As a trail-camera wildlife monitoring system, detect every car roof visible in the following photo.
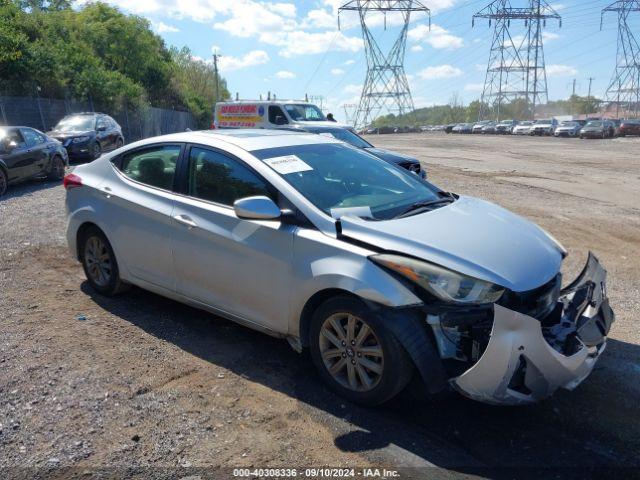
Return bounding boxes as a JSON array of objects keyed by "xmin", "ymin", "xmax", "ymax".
[{"xmin": 130, "ymin": 129, "xmax": 342, "ymax": 152}]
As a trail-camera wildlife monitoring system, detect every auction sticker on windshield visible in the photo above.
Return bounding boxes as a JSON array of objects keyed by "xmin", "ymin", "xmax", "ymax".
[{"xmin": 264, "ymin": 155, "xmax": 313, "ymax": 175}]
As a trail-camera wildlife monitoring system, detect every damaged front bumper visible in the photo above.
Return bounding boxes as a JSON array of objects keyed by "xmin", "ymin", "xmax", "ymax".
[{"xmin": 451, "ymin": 253, "xmax": 615, "ymax": 405}]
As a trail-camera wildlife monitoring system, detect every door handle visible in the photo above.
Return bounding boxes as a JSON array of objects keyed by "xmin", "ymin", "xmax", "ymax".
[
  {"xmin": 101, "ymin": 186, "xmax": 112, "ymax": 199},
  {"xmin": 173, "ymin": 214, "xmax": 198, "ymax": 229}
]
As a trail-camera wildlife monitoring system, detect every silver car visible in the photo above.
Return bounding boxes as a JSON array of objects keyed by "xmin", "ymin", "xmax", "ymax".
[{"xmin": 64, "ymin": 130, "xmax": 615, "ymax": 406}]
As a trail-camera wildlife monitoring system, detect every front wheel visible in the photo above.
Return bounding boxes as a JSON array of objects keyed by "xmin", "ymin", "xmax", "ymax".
[
  {"xmin": 80, "ymin": 227, "xmax": 128, "ymax": 296},
  {"xmin": 91, "ymin": 142, "xmax": 102, "ymax": 160},
  {"xmin": 309, "ymin": 296, "xmax": 413, "ymax": 406},
  {"xmin": 47, "ymin": 156, "xmax": 65, "ymax": 181}
]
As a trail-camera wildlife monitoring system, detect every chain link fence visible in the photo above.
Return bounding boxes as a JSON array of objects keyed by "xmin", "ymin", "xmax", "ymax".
[{"xmin": 0, "ymin": 96, "xmax": 197, "ymax": 143}]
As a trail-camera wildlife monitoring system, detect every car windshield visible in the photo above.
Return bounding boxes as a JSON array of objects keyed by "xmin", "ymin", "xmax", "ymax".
[
  {"xmin": 586, "ymin": 121, "xmax": 603, "ymax": 127},
  {"xmin": 55, "ymin": 115, "xmax": 95, "ymax": 131},
  {"xmin": 253, "ymin": 143, "xmax": 443, "ymax": 221},
  {"xmin": 519, "ymin": 122, "xmax": 533, "ymax": 126},
  {"xmin": 536, "ymin": 119, "xmax": 553, "ymax": 124},
  {"xmin": 283, "ymin": 104, "xmax": 326, "ymax": 122},
  {"xmin": 308, "ymin": 128, "xmax": 372, "ymax": 149},
  {"xmin": 561, "ymin": 122, "xmax": 578, "ymax": 126}
]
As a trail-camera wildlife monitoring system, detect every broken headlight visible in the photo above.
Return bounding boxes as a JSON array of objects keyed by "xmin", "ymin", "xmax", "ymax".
[{"xmin": 370, "ymin": 254, "xmax": 505, "ymax": 305}]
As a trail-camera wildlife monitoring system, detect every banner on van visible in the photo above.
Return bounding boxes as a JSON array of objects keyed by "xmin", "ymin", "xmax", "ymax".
[{"xmin": 217, "ymin": 104, "xmax": 264, "ymax": 128}]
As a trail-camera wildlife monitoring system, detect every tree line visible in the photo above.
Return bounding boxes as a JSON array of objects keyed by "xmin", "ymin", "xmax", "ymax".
[{"xmin": 0, "ymin": 0, "xmax": 230, "ymax": 128}]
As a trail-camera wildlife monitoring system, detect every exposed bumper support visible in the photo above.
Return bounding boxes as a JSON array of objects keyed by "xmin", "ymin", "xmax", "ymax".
[{"xmin": 452, "ymin": 253, "xmax": 614, "ymax": 405}]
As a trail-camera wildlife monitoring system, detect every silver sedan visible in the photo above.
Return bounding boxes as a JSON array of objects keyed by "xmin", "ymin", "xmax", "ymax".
[{"xmin": 64, "ymin": 130, "xmax": 614, "ymax": 406}]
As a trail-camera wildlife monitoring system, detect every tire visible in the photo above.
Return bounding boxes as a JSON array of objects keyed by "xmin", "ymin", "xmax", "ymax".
[
  {"xmin": 47, "ymin": 156, "xmax": 65, "ymax": 181},
  {"xmin": 309, "ymin": 296, "xmax": 414, "ymax": 406},
  {"xmin": 0, "ymin": 168, "xmax": 7, "ymax": 197},
  {"xmin": 79, "ymin": 226, "xmax": 128, "ymax": 296},
  {"xmin": 115, "ymin": 138, "xmax": 124, "ymax": 149},
  {"xmin": 91, "ymin": 142, "xmax": 102, "ymax": 160}
]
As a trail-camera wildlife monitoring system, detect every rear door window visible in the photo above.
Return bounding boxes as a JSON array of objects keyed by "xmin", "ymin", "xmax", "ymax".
[
  {"xmin": 20, "ymin": 128, "xmax": 41, "ymax": 147},
  {"xmin": 119, "ymin": 145, "xmax": 181, "ymax": 190}
]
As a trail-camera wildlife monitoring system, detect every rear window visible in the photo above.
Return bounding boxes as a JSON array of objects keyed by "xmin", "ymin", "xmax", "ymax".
[{"xmin": 118, "ymin": 145, "xmax": 181, "ymax": 190}]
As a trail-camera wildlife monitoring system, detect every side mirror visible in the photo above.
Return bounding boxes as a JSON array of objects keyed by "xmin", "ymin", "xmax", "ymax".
[
  {"xmin": 97, "ymin": 125, "xmax": 107, "ymax": 132},
  {"xmin": 274, "ymin": 115, "xmax": 287, "ymax": 126},
  {"xmin": 234, "ymin": 196, "xmax": 281, "ymax": 221}
]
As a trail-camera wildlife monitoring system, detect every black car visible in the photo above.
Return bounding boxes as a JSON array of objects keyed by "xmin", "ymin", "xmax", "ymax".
[
  {"xmin": 0, "ymin": 126, "xmax": 69, "ymax": 196},
  {"xmin": 293, "ymin": 125, "xmax": 427, "ymax": 179},
  {"xmin": 580, "ymin": 120, "xmax": 616, "ymax": 139},
  {"xmin": 48, "ymin": 113, "xmax": 124, "ymax": 161}
]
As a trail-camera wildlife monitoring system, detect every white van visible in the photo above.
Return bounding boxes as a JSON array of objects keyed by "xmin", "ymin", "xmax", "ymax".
[{"xmin": 214, "ymin": 100, "xmax": 348, "ymax": 129}]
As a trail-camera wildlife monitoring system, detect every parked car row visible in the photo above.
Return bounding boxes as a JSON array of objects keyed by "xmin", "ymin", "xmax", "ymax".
[
  {"xmin": 441, "ymin": 118, "xmax": 639, "ymax": 139},
  {"xmin": 0, "ymin": 112, "xmax": 125, "ymax": 197}
]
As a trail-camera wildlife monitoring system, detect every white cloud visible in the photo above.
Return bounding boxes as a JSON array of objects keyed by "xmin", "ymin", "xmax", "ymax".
[
  {"xmin": 408, "ymin": 24, "xmax": 464, "ymax": 50},
  {"xmin": 344, "ymin": 59, "xmax": 356, "ymax": 66},
  {"xmin": 266, "ymin": 2, "xmax": 296, "ymax": 18},
  {"xmin": 343, "ymin": 84, "xmax": 363, "ymax": 95},
  {"xmin": 218, "ymin": 50, "xmax": 270, "ymax": 72},
  {"xmin": 543, "ymin": 31, "xmax": 561, "ymax": 41},
  {"xmin": 331, "ymin": 68, "xmax": 345, "ymax": 75},
  {"xmin": 154, "ymin": 21, "xmax": 179, "ymax": 33},
  {"xmin": 464, "ymin": 83, "xmax": 485, "ymax": 92},
  {"xmin": 259, "ymin": 30, "xmax": 362, "ymax": 58},
  {"xmin": 275, "ymin": 70, "xmax": 296, "ymax": 79},
  {"xmin": 302, "ymin": 8, "xmax": 336, "ymax": 29},
  {"xmin": 418, "ymin": 65, "xmax": 463, "ymax": 80},
  {"xmin": 546, "ymin": 64, "xmax": 578, "ymax": 77},
  {"xmin": 411, "ymin": 45, "xmax": 424, "ymax": 52}
]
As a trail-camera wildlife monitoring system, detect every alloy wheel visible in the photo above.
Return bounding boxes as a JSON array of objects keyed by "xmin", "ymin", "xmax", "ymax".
[
  {"xmin": 52, "ymin": 157, "xmax": 65, "ymax": 179},
  {"xmin": 319, "ymin": 313, "xmax": 384, "ymax": 392},
  {"xmin": 84, "ymin": 236, "xmax": 112, "ymax": 287},
  {"xmin": 93, "ymin": 143, "xmax": 101, "ymax": 159}
]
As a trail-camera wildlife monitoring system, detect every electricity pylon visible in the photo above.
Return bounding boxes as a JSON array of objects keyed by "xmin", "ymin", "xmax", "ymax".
[
  {"xmin": 339, "ymin": 1, "xmax": 430, "ymax": 129},
  {"xmin": 473, "ymin": 0, "xmax": 561, "ymax": 120},
  {"xmin": 602, "ymin": 1, "xmax": 640, "ymax": 118}
]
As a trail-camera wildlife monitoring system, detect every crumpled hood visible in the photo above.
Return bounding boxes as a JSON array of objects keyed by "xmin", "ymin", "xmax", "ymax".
[
  {"xmin": 340, "ymin": 196, "xmax": 563, "ymax": 293},
  {"xmin": 364, "ymin": 147, "xmax": 417, "ymax": 164}
]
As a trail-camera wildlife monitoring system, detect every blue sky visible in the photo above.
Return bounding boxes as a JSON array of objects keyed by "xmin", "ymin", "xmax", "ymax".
[{"xmin": 94, "ymin": 0, "xmax": 625, "ymax": 122}]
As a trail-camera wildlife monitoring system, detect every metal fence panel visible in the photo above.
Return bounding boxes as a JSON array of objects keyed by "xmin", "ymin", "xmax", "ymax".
[{"xmin": 0, "ymin": 95, "xmax": 197, "ymax": 144}]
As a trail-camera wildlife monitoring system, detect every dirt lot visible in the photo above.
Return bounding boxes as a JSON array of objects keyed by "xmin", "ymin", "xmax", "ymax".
[{"xmin": 1, "ymin": 133, "xmax": 639, "ymax": 478}]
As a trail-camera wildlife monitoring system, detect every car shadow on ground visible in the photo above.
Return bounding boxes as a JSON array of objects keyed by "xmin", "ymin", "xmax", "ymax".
[
  {"xmin": 81, "ymin": 283, "xmax": 640, "ymax": 474},
  {"xmin": 0, "ymin": 179, "xmax": 61, "ymax": 201}
]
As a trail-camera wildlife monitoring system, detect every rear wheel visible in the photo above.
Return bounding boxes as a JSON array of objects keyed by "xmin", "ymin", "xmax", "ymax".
[
  {"xmin": 80, "ymin": 227, "xmax": 127, "ymax": 296},
  {"xmin": 0, "ymin": 169, "xmax": 7, "ymax": 197},
  {"xmin": 309, "ymin": 296, "xmax": 413, "ymax": 406},
  {"xmin": 47, "ymin": 156, "xmax": 65, "ymax": 181},
  {"xmin": 115, "ymin": 138, "xmax": 124, "ymax": 149}
]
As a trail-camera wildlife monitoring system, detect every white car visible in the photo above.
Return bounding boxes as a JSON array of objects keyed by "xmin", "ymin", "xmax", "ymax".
[
  {"xmin": 64, "ymin": 130, "xmax": 614, "ymax": 406},
  {"xmin": 512, "ymin": 121, "xmax": 534, "ymax": 135}
]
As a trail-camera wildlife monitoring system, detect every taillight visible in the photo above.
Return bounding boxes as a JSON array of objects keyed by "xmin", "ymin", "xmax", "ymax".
[{"xmin": 63, "ymin": 173, "xmax": 83, "ymax": 190}]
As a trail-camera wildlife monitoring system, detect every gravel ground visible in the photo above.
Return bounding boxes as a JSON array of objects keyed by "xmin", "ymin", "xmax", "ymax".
[{"xmin": 1, "ymin": 133, "xmax": 639, "ymax": 478}]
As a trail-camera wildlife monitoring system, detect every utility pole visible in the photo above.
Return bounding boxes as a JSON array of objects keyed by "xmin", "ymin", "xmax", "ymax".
[
  {"xmin": 338, "ymin": 1, "xmax": 430, "ymax": 130},
  {"xmin": 473, "ymin": 0, "xmax": 561, "ymax": 121},
  {"xmin": 602, "ymin": 1, "xmax": 640, "ymax": 118},
  {"xmin": 212, "ymin": 51, "xmax": 222, "ymax": 128},
  {"xmin": 212, "ymin": 52, "xmax": 221, "ymax": 103},
  {"xmin": 572, "ymin": 78, "xmax": 577, "ymax": 96},
  {"xmin": 587, "ymin": 77, "xmax": 595, "ymax": 98}
]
